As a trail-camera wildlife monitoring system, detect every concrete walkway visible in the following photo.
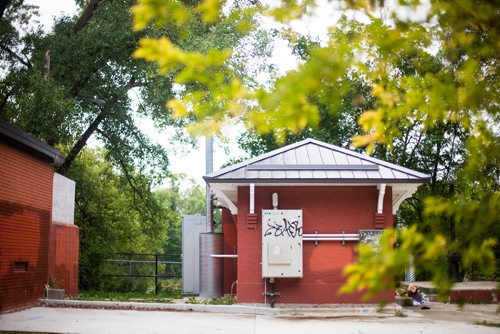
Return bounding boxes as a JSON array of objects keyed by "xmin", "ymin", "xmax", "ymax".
[
  {"xmin": 1, "ymin": 304, "xmax": 499, "ymax": 334},
  {"xmin": 37, "ymin": 299, "xmax": 398, "ymax": 317}
]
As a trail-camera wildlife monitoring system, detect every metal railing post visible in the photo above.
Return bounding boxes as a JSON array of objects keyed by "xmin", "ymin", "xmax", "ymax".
[
  {"xmin": 129, "ymin": 259, "xmax": 132, "ymax": 290},
  {"xmin": 155, "ymin": 254, "xmax": 158, "ymax": 294}
]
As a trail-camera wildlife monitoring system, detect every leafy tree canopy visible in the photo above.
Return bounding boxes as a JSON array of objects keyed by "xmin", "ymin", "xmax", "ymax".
[
  {"xmin": 133, "ymin": 0, "xmax": 499, "ymax": 298},
  {"xmin": 0, "ymin": 0, "xmax": 270, "ymax": 289},
  {"xmin": 0, "ymin": 0, "xmax": 265, "ymax": 178},
  {"xmin": 69, "ymin": 148, "xmax": 170, "ymax": 289}
]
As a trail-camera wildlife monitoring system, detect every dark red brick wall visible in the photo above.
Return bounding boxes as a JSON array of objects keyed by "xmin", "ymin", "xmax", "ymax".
[
  {"xmin": 48, "ymin": 223, "xmax": 79, "ymax": 296},
  {"xmin": 236, "ymin": 185, "xmax": 394, "ymax": 304},
  {"xmin": 449, "ymin": 289, "xmax": 499, "ymax": 304},
  {"xmin": 221, "ymin": 209, "xmax": 237, "ymax": 294},
  {"xmin": 0, "ymin": 142, "xmax": 53, "ymax": 312}
]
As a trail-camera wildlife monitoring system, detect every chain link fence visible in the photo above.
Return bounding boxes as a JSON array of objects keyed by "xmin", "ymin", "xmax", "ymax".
[{"xmin": 101, "ymin": 253, "xmax": 182, "ymax": 294}]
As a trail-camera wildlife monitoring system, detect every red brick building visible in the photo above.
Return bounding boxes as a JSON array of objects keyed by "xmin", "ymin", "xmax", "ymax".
[
  {"xmin": 0, "ymin": 121, "xmax": 79, "ymax": 312},
  {"xmin": 205, "ymin": 139, "xmax": 429, "ymax": 306}
]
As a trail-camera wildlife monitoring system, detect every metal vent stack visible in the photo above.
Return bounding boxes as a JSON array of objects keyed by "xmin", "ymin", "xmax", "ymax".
[
  {"xmin": 199, "ymin": 137, "xmax": 223, "ymax": 298},
  {"xmin": 199, "ymin": 232, "xmax": 223, "ymax": 298}
]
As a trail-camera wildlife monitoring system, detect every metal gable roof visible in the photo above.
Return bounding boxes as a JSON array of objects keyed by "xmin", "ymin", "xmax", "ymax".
[{"xmin": 204, "ymin": 138, "xmax": 430, "ymax": 184}]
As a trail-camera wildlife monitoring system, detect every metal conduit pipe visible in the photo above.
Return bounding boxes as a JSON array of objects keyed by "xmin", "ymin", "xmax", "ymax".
[
  {"xmin": 269, "ymin": 277, "xmax": 276, "ymax": 308},
  {"xmin": 303, "ymin": 236, "xmax": 359, "ymax": 246},
  {"xmin": 263, "ymin": 278, "xmax": 266, "ymax": 306},
  {"xmin": 230, "ymin": 280, "xmax": 238, "ymax": 295},
  {"xmin": 303, "ymin": 237, "xmax": 359, "ymax": 241},
  {"xmin": 304, "ymin": 234, "xmax": 358, "ymax": 237}
]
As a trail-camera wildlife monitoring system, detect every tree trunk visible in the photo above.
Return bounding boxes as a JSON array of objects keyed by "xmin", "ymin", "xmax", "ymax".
[
  {"xmin": 431, "ymin": 139, "xmax": 442, "ymax": 192},
  {"xmin": 448, "ymin": 252, "xmax": 461, "ymax": 282},
  {"xmin": 72, "ymin": 0, "xmax": 106, "ymax": 34},
  {"xmin": 0, "ymin": 45, "xmax": 31, "ymax": 68},
  {"xmin": 0, "ymin": 0, "xmax": 11, "ymax": 22},
  {"xmin": 43, "ymin": 49, "xmax": 50, "ymax": 80},
  {"xmin": 58, "ymin": 107, "xmax": 107, "ymax": 175},
  {"xmin": 448, "ymin": 219, "xmax": 461, "ymax": 281}
]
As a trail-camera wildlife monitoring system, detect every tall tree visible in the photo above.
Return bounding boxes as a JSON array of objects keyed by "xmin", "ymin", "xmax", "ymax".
[
  {"xmin": 132, "ymin": 0, "xmax": 499, "ymax": 298},
  {"xmin": 238, "ymin": 42, "xmax": 471, "ymax": 281},
  {"xmin": 0, "ymin": 0, "xmax": 262, "ymax": 178},
  {"xmin": 155, "ymin": 177, "xmax": 206, "ymax": 255},
  {"xmin": 236, "ymin": 34, "xmax": 370, "ymax": 157},
  {"xmin": 0, "ymin": 0, "xmax": 268, "ymax": 289},
  {"xmin": 69, "ymin": 148, "xmax": 169, "ymax": 289}
]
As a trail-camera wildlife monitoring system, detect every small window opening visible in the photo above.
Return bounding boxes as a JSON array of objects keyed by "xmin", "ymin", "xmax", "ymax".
[{"xmin": 14, "ymin": 261, "xmax": 29, "ymax": 272}]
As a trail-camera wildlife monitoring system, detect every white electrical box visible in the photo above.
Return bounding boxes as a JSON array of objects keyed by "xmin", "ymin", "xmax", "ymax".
[{"xmin": 262, "ymin": 210, "xmax": 303, "ymax": 278}]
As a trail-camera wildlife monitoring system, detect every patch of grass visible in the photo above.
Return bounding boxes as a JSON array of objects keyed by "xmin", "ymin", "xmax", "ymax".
[
  {"xmin": 68, "ymin": 289, "xmax": 179, "ymax": 303},
  {"xmin": 376, "ymin": 301, "xmax": 387, "ymax": 312},
  {"xmin": 394, "ymin": 309, "xmax": 407, "ymax": 317},
  {"xmin": 158, "ymin": 278, "xmax": 182, "ymax": 293},
  {"xmin": 185, "ymin": 295, "xmax": 236, "ymax": 305},
  {"xmin": 186, "ymin": 296, "xmax": 200, "ymax": 304},
  {"xmin": 475, "ymin": 321, "xmax": 500, "ymax": 328},
  {"xmin": 69, "ymin": 278, "xmax": 182, "ymax": 302},
  {"xmin": 206, "ymin": 295, "xmax": 236, "ymax": 305}
]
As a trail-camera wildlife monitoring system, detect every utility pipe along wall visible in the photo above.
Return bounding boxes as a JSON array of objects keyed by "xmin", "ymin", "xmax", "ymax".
[{"xmin": 199, "ymin": 233, "xmax": 223, "ymax": 298}]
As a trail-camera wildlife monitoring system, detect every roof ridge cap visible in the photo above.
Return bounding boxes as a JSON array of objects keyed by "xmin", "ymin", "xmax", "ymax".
[
  {"xmin": 207, "ymin": 138, "xmax": 312, "ymax": 178},
  {"xmin": 309, "ymin": 140, "xmax": 429, "ymax": 179}
]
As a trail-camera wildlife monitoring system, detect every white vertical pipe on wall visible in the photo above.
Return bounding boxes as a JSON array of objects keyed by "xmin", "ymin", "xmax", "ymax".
[{"xmin": 249, "ymin": 183, "xmax": 255, "ymax": 214}]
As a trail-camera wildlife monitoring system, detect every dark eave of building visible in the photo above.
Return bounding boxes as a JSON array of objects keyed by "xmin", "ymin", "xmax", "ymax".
[{"xmin": 0, "ymin": 121, "xmax": 65, "ymax": 165}]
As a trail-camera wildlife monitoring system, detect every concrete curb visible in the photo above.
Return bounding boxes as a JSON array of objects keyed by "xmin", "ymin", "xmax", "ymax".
[{"xmin": 38, "ymin": 299, "xmax": 400, "ymax": 318}]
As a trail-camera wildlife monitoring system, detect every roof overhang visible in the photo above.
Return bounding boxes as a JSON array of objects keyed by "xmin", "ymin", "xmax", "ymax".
[
  {"xmin": 205, "ymin": 138, "xmax": 429, "ymax": 216},
  {"xmin": 0, "ymin": 121, "xmax": 65, "ymax": 165},
  {"xmin": 209, "ymin": 181, "xmax": 422, "ymax": 216}
]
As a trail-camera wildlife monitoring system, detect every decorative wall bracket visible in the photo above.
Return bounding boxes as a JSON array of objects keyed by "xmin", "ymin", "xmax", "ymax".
[
  {"xmin": 246, "ymin": 213, "xmax": 258, "ymax": 229},
  {"xmin": 374, "ymin": 213, "xmax": 386, "ymax": 229}
]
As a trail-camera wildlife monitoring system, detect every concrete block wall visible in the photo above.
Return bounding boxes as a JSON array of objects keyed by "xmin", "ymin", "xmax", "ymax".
[
  {"xmin": 52, "ymin": 173, "xmax": 75, "ymax": 225},
  {"xmin": 49, "ymin": 173, "xmax": 78, "ymax": 296}
]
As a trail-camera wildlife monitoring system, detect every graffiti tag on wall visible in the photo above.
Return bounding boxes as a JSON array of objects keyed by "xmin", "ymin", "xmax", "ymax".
[{"xmin": 264, "ymin": 218, "xmax": 303, "ymax": 238}]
